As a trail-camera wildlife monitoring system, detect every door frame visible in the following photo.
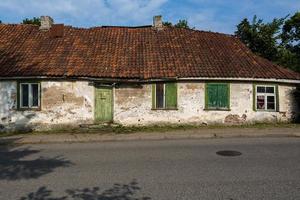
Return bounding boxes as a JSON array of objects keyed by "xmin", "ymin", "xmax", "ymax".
[{"xmin": 94, "ymin": 84, "xmax": 114, "ymax": 123}]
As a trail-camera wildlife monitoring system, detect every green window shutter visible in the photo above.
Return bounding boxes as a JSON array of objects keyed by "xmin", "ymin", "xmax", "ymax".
[
  {"xmin": 206, "ymin": 83, "xmax": 229, "ymax": 109},
  {"xmin": 207, "ymin": 84, "xmax": 218, "ymax": 109},
  {"xmin": 165, "ymin": 82, "xmax": 177, "ymax": 109},
  {"xmin": 152, "ymin": 84, "xmax": 156, "ymax": 109},
  {"xmin": 218, "ymin": 84, "xmax": 229, "ymax": 108}
]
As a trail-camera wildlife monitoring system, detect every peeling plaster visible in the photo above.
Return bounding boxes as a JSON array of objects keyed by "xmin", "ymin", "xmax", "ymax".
[
  {"xmin": 114, "ymin": 82, "xmax": 299, "ymax": 125},
  {"xmin": 0, "ymin": 81, "xmax": 94, "ymax": 132},
  {"xmin": 0, "ymin": 81, "xmax": 299, "ymax": 132}
]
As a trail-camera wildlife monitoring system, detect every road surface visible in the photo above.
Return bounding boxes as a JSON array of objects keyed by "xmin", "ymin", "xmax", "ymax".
[{"xmin": 0, "ymin": 137, "xmax": 299, "ymax": 199}]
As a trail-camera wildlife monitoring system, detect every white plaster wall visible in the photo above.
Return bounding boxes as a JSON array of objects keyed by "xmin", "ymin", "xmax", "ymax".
[
  {"xmin": 114, "ymin": 82, "xmax": 299, "ymax": 125},
  {"xmin": 1, "ymin": 81, "xmax": 298, "ymax": 131},
  {"xmin": 0, "ymin": 81, "xmax": 17, "ymax": 125},
  {"xmin": 278, "ymin": 85, "xmax": 299, "ymax": 121},
  {"xmin": 0, "ymin": 81, "xmax": 94, "ymax": 131}
]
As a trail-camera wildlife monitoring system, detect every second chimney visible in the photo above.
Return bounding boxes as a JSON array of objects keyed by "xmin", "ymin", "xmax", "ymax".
[
  {"xmin": 153, "ymin": 15, "xmax": 163, "ymax": 30},
  {"xmin": 40, "ymin": 16, "xmax": 54, "ymax": 30}
]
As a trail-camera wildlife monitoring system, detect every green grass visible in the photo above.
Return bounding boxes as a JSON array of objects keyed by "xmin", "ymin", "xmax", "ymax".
[
  {"xmin": 34, "ymin": 124, "xmax": 202, "ymax": 135},
  {"xmin": 1, "ymin": 122, "xmax": 300, "ymax": 138}
]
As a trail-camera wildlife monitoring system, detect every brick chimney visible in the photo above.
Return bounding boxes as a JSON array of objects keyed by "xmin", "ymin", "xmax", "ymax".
[
  {"xmin": 39, "ymin": 16, "xmax": 54, "ymax": 30},
  {"xmin": 153, "ymin": 15, "xmax": 163, "ymax": 30}
]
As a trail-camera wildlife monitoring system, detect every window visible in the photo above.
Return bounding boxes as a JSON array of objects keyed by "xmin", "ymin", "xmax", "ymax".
[
  {"xmin": 205, "ymin": 83, "xmax": 230, "ymax": 110},
  {"xmin": 19, "ymin": 83, "xmax": 41, "ymax": 109},
  {"xmin": 152, "ymin": 83, "xmax": 177, "ymax": 109},
  {"xmin": 255, "ymin": 85, "xmax": 277, "ymax": 111}
]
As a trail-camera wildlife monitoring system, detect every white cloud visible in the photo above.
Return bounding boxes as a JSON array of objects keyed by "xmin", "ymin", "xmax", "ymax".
[
  {"xmin": 0, "ymin": 0, "xmax": 298, "ymax": 33},
  {"xmin": 0, "ymin": 0, "xmax": 167, "ymax": 26},
  {"xmin": 185, "ymin": 10, "xmax": 233, "ymax": 33},
  {"xmin": 103, "ymin": 0, "xmax": 168, "ymax": 24}
]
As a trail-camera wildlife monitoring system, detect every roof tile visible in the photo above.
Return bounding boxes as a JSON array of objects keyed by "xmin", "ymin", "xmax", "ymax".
[{"xmin": 0, "ymin": 24, "xmax": 299, "ymax": 80}]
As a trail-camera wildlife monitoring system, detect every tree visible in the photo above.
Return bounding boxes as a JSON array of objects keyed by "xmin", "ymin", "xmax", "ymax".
[
  {"xmin": 174, "ymin": 20, "xmax": 190, "ymax": 29},
  {"xmin": 282, "ymin": 12, "xmax": 300, "ymax": 45},
  {"xmin": 235, "ymin": 15, "xmax": 285, "ymax": 61},
  {"xmin": 281, "ymin": 12, "xmax": 300, "ymax": 72},
  {"xmin": 22, "ymin": 17, "xmax": 41, "ymax": 26},
  {"xmin": 235, "ymin": 13, "xmax": 300, "ymax": 72},
  {"xmin": 162, "ymin": 21, "xmax": 172, "ymax": 27},
  {"xmin": 163, "ymin": 19, "xmax": 193, "ymax": 29}
]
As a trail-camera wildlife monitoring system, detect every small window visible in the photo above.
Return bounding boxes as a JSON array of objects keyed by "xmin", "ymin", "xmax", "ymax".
[
  {"xmin": 156, "ymin": 83, "xmax": 165, "ymax": 109},
  {"xmin": 152, "ymin": 83, "xmax": 177, "ymax": 109},
  {"xmin": 206, "ymin": 83, "xmax": 230, "ymax": 110},
  {"xmin": 19, "ymin": 83, "xmax": 41, "ymax": 109},
  {"xmin": 255, "ymin": 85, "xmax": 277, "ymax": 111}
]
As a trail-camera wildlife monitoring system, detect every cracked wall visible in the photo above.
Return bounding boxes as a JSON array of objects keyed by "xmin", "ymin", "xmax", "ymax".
[
  {"xmin": 0, "ymin": 81, "xmax": 94, "ymax": 132},
  {"xmin": 114, "ymin": 82, "xmax": 299, "ymax": 125},
  {"xmin": 0, "ymin": 81, "xmax": 299, "ymax": 131}
]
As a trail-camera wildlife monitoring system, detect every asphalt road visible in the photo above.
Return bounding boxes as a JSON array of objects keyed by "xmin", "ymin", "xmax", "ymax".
[{"xmin": 0, "ymin": 137, "xmax": 299, "ymax": 200}]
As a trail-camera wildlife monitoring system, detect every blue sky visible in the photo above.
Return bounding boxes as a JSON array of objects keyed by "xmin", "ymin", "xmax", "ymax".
[{"xmin": 0, "ymin": 0, "xmax": 299, "ymax": 34}]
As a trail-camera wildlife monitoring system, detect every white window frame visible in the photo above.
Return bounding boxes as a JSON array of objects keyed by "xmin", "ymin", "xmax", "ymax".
[
  {"xmin": 255, "ymin": 85, "xmax": 276, "ymax": 111},
  {"xmin": 20, "ymin": 83, "xmax": 40, "ymax": 109}
]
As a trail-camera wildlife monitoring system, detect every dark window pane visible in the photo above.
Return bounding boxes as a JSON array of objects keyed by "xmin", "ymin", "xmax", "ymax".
[
  {"xmin": 21, "ymin": 84, "xmax": 29, "ymax": 107},
  {"xmin": 257, "ymin": 95, "xmax": 265, "ymax": 109},
  {"xmin": 267, "ymin": 96, "xmax": 275, "ymax": 110},
  {"xmin": 156, "ymin": 83, "xmax": 164, "ymax": 108},
  {"xmin": 266, "ymin": 87, "xmax": 275, "ymax": 94},
  {"xmin": 31, "ymin": 84, "xmax": 39, "ymax": 107},
  {"xmin": 257, "ymin": 86, "xmax": 265, "ymax": 93}
]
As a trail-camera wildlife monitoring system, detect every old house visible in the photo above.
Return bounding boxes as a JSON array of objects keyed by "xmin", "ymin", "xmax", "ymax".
[{"xmin": 0, "ymin": 16, "xmax": 300, "ymax": 132}]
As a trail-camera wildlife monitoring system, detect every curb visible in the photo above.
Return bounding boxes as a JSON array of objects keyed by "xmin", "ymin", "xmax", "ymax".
[{"xmin": 1, "ymin": 129, "xmax": 300, "ymax": 145}]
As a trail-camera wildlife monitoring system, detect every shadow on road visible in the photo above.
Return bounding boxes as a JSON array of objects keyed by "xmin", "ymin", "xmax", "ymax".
[
  {"xmin": 0, "ymin": 139, "xmax": 72, "ymax": 180},
  {"xmin": 20, "ymin": 180, "xmax": 151, "ymax": 200}
]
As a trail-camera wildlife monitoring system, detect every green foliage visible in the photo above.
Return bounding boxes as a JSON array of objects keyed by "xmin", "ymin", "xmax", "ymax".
[
  {"xmin": 235, "ymin": 12, "xmax": 300, "ymax": 72},
  {"xmin": 281, "ymin": 12, "xmax": 300, "ymax": 72},
  {"xmin": 162, "ymin": 21, "xmax": 172, "ymax": 27},
  {"xmin": 174, "ymin": 19, "xmax": 190, "ymax": 29},
  {"xmin": 235, "ymin": 15, "xmax": 285, "ymax": 61},
  {"xmin": 163, "ymin": 19, "xmax": 193, "ymax": 29},
  {"xmin": 282, "ymin": 12, "xmax": 300, "ymax": 44},
  {"xmin": 22, "ymin": 17, "xmax": 41, "ymax": 26}
]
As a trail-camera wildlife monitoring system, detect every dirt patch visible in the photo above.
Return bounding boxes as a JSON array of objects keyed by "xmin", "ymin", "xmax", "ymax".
[
  {"xmin": 225, "ymin": 114, "xmax": 247, "ymax": 124},
  {"xmin": 185, "ymin": 83, "xmax": 200, "ymax": 90}
]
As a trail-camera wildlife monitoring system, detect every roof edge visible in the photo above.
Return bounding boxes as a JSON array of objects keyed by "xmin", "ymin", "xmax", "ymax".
[
  {"xmin": 178, "ymin": 77, "xmax": 300, "ymax": 84},
  {"xmin": 0, "ymin": 76, "xmax": 300, "ymax": 84}
]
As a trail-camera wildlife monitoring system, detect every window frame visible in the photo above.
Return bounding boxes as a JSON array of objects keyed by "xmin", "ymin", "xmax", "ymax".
[
  {"xmin": 254, "ymin": 84, "xmax": 278, "ymax": 112},
  {"xmin": 205, "ymin": 83, "xmax": 230, "ymax": 111},
  {"xmin": 152, "ymin": 82, "xmax": 178, "ymax": 110},
  {"xmin": 18, "ymin": 81, "xmax": 41, "ymax": 110}
]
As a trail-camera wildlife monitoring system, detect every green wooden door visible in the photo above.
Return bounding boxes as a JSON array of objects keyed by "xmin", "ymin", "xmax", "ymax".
[{"xmin": 95, "ymin": 87, "xmax": 113, "ymax": 122}]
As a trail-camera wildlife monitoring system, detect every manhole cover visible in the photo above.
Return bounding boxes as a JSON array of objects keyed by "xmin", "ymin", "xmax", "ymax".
[{"xmin": 216, "ymin": 150, "xmax": 242, "ymax": 157}]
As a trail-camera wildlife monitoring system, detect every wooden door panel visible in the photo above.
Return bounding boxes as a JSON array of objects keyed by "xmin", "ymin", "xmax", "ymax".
[{"xmin": 95, "ymin": 87, "xmax": 113, "ymax": 122}]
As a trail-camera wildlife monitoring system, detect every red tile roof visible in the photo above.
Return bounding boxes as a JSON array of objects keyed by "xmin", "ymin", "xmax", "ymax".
[{"xmin": 0, "ymin": 24, "xmax": 299, "ymax": 80}]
